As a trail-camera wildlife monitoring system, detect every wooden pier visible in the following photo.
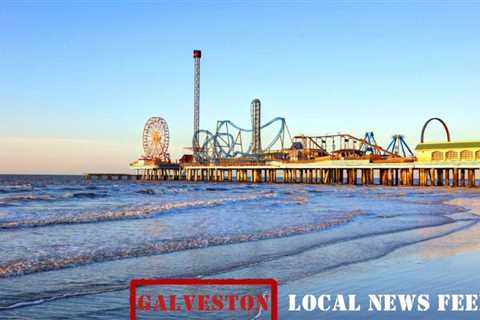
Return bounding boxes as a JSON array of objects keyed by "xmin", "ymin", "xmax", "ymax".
[
  {"xmin": 181, "ymin": 161, "xmax": 480, "ymax": 187},
  {"xmin": 89, "ymin": 161, "xmax": 480, "ymax": 187},
  {"xmin": 87, "ymin": 163, "xmax": 182, "ymax": 181},
  {"xmin": 85, "ymin": 173, "xmax": 141, "ymax": 181}
]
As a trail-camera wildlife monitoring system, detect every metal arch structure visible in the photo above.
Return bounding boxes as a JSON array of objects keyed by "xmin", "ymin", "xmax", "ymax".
[
  {"xmin": 386, "ymin": 134, "xmax": 414, "ymax": 157},
  {"xmin": 142, "ymin": 117, "xmax": 170, "ymax": 162},
  {"xmin": 420, "ymin": 117, "xmax": 451, "ymax": 143},
  {"xmin": 193, "ymin": 117, "xmax": 292, "ymax": 163}
]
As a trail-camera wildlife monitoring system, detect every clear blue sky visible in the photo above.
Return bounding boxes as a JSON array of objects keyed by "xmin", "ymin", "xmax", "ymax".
[{"xmin": 1, "ymin": 1, "xmax": 479, "ymax": 173}]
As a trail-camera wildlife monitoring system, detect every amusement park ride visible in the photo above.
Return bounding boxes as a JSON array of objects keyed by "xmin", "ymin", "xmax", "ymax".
[
  {"xmin": 131, "ymin": 49, "xmax": 417, "ymax": 168},
  {"xmin": 142, "ymin": 117, "xmax": 170, "ymax": 162},
  {"xmin": 188, "ymin": 50, "xmax": 416, "ymax": 164},
  {"xmin": 192, "ymin": 100, "xmax": 292, "ymax": 163},
  {"xmin": 129, "ymin": 116, "xmax": 173, "ymax": 169},
  {"xmin": 120, "ymin": 50, "xmax": 479, "ymax": 188}
]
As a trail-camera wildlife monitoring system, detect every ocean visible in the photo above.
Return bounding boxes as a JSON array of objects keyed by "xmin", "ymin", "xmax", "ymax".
[{"xmin": 0, "ymin": 175, "xmax": 479, "ymax": 319}]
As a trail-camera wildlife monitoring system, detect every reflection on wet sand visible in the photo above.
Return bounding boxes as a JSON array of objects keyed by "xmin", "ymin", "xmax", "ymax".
[
  {"xmin": 447, "ymin": 197, "xmax": 480, "ymax": 216},
  {"xmin": 416, "ymin": 197, "xmax": 480, "ymax": 260}
]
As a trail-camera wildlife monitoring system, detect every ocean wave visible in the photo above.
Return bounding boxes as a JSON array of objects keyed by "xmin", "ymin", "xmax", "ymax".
[
  {"xmin": 135, "ymin": 188, "xmax": 156, "ymax": 195},
  {"xmin": 56, "ymin": 186, "xmax": 87, "ymax": 192},
  {"xmin": 0, "ymin": 215, "xmax": 469, "ymax": 312},
  {"xmin": 0, "ymin": 185, "xmax": 33, "ymax": 194},
  {"xmin": 218, "ymin": 220, "xmax": 477, "ymax": 286},
  {"xmin": 0, "ymin": 209, "xmax": 361, "ymax": 278},
  {"xmin": 0, "ymin": 191, "xmax": 109, "ymax": 204},
  {"xmin": 0, "ymin": 194, "xmax": 55, "ymax": 203},
  {"xmin": 205, "ymin": 187, "xmax": 229, "ymax": 191},
  {"xmin": 0, "ymin": 284, "xmax": 127, "ymax": 311},
  {"xmin": 135, "ymin": 187, "xmax": 190, "ymax": 195},
  {"xmin": 63, "ymin": 191, "xmax": 109, "ymax": 199},
  {"xmin": 0, "ymin": 202, "xmax": 14, "ymax": 207},
  {"xmin": 0, "ymin": 191, "xmax": 276, "ymax": 230}
]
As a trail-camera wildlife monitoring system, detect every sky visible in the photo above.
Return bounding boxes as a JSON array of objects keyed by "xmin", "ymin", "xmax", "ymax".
[{"xmin": 0, "ymin": 1, "xmax": 479, "ymax": 174}]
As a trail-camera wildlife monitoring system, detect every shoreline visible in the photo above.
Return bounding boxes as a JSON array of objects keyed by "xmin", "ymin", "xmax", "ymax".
[
  {"xmin": 446, "ymin": 197, "xmax": 480, "ymax": 216},
  {"xmin": 278, "ymin": 195, "xmax": 480, "ymax": 319}
]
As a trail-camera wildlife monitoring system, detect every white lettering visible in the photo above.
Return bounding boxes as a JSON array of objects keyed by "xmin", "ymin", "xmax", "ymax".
[
  {"xmin": 418, "ymin": 294, "xmax": 430, "ymax": 311},
  {"xmin": 397, "ymin": 294, "xmax": 415, "ymax": 311},
  {"xmin": 466, "ymin": 295, "xmax": 478, "ymax": 311},
  {"xmin": 438, "ymin": 294, "xmax": 450, "ymax": 311},
  {"xmin": 368, "ymin": 295, "xmax": 383, "ymax": 311},
  {"xmin": 348, "ymin": 295, "xmax": 361, "ymax": 311},
  {"xmin": 288, "ymin": 295, "xmax": 301, "ymax": 311},
  {"xmin": 384, "ymin": 294, "xmax": 396, "ymax": 311},
  {"xmin": 332, "ymin": 295, "xmax": 346, "ymax": 311},
  {"xmin": 452, "ymin": 294, "xmax": 465, "ymax": 311},
  {"xmin": 318, "ymin": 295, "xmax": 330, "ymax": 311},
  {"xmin": 302, "ymin": 295, "xmax": 316, "ymax": 311}
]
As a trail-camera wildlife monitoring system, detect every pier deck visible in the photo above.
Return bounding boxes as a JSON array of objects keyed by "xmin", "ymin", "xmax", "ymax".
[
  {"xmin": 89, "ymin": 161, "xmax": 480, "ymax": 187},
  {"xmin": 164, "ymin": 161, "xmax": 480, "ymax": 187}
]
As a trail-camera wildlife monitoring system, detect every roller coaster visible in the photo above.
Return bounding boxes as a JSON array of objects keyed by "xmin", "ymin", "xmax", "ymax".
[
  {"xmin": 293, "ymin": 133, "xmax": 398, "ymax": 160},
  {"xmin": 193, "ymin": 117, "xmax": 292, "ymax": 163},
  {"xmin": 290, "ymin": 130, "xmax": 418, "ymax": 162}
]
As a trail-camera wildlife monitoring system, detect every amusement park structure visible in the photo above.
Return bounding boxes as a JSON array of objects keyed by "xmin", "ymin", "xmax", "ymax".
[
  {"xmin": 250, "ymin": 99, "xmax": 262, "ymax": 155},
  {"xmin": 191, "ymin": 51, "xmax": 292, "ymax": 164},
  {"xmin": 142, "ymin": 117, "xmax": 170, "ymax": 162},
  {"xmin": 128, "ymin": 116, "xmax": 178, "ymax": 173},
  {"xmin": 94, "ymin": 49, "xmax": 480, "ymax": 188},
  {"xmin": 192, "ymin": 49, "xmax": 201, "ymax": 159},
  {"xmin": 291, "ymin": 133, "xmax": 399, "ymax": 161},
  {"xmin": 386, "ymin": 135, "xmax": 415, "ymax": 158},
  {"xmin": 193, "ymin": 98, "xmax": 292, "ymax": 163},
  {"xmin": 187, "ymin": 52, "xmax": 417, "ymax": 164}
]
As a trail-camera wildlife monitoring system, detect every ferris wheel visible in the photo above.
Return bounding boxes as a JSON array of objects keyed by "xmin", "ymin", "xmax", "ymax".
[{"xmin": 142, "ymin": 117, "xmax": 170, "ymax": 162}]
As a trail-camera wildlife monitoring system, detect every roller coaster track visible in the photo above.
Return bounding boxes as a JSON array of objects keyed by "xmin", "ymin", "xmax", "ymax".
[
  {"xmin": 294, "ymin": 133, "xmax": 396, "ymax": 157},
  {"xmin": 193, "ymin": 117, "xmax": 292, "ymax": 163}
]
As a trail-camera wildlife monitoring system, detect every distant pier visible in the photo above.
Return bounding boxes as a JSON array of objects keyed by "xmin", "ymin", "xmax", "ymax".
[
  {"xmin": 86, "ymin": 163, "xmax": 182, "ymax": 181},
  {"xmin": 85, "ymin": 173, "xmax": 140, "ymax": 181}
]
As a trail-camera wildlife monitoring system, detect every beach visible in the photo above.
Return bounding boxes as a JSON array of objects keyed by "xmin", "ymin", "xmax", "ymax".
[{"xmin": 0, "ymin": 175, "xmax": 479, "ymax": 319}]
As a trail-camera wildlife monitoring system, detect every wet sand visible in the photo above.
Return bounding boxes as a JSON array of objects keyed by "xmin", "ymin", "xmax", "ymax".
[{"xmin": 279, "ymin": 196, "xmax": 480, "ymax": 319}]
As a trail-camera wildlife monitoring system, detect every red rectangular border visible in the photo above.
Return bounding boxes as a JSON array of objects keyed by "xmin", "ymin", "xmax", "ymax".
[{"xmin": 130, "ymin": 278, "xmax": 278, "ymax": 320}]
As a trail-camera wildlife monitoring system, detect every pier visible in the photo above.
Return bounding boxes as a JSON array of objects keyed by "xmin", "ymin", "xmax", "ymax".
[
  {"xmin": 115, "ymin": 119, "xmax": 480, "ymax": 189},
  {"xmin": 111, "ymin": 51, "xmax": 480, "ymax": 190},
  {"xmin": 85, "ymin": 173, "xmax": 140, "ymax": 181},
  {"xmin": 182, "ymin": 161, "xmax": 479, "ymax": 187},
  {"xmin": 88, "ymin": 161, "xmax": 480, "ymax": 188}
]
